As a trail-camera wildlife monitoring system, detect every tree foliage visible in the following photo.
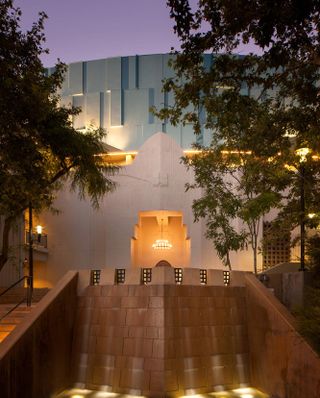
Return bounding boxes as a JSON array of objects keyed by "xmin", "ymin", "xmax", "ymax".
[
  {"xmin": 183, "ymin": 146, "xmax": 286, "ymax": 271},
  {"xmin": 0, "ymin": 0, "xmax": 117, "ymax": 271},
  {"xmin": 295, "ymin": 234, "xmax": 320, "ymax": 353},
  {"xmin": 154, "ymin": 0, "xmax": 320, "ymax": 269}
]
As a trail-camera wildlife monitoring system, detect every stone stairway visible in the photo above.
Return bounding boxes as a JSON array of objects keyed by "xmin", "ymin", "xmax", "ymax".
[
  {"xmin": 0, "ymin": 304, "xmax": 35, "ymax": 342},
  {"xmin": 0, "ymin": 287, "xmax": 49, "ymax": 304},
  {"xmin": 0, "ymin": 287, "xmax": 49, "ymax": 343}
]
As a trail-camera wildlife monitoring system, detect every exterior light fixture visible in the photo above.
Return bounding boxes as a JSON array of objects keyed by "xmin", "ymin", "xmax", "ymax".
[
  {"xmin": 36, "ymin": 225, "xmax": 42, "ymax": 235},
  {"xmin": 223, "ymin": 270, "xmax": 231, "ymax": 286},
  {"xmin": 152, "ymin": 239, "xmax": 172, "ymax": 250},
  {"xmin": 152, "ymin": 218, "xmax": 172, "ymax": 250},
  {"xmin": 36, "ymin": 225, "xmax": 42, "ymax": 243}
]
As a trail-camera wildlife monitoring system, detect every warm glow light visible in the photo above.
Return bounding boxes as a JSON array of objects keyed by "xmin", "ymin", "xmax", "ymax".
[
  {"xmin": 152, "ymin": 218, "xmax": 173, "ymax": 250},
  {"xmin": 231, "ymin": 387, "xmax": 268, "ymax": 398},
  {"xmin": 183, "ymin": 149, "xmax": 252, "ymax": 157},
  {"xmin": 295, "ymin": 147, "xmax": 310, "ymax": 162},
  {"xmin": 308, "ymin": 213, "xmax": 316, "ymax": 219},
  {"xmin": 58, "ymin": 387, "xmax": 267, "ymax": 398},
  {"xmin": 36, "ymin": 225, "xmax": 42, "ymax": 235},
  {"xmin": 284, "ymin": 164, "xmax": 297, "ymax": 172},
  {"xmin": 284, "ymin": 128, "xmax": 298, "ymax": 138},
  {"xmin": 152, "ymin": 239, "xmax": 172, "ymax": 250},
  {"xmin": 106, "ymin": 151, "xmax": 138, "ymax": 157},
  {"xmin": 221, "ymin": 150, "xmax": 252, "ymax": 155},
  {"xmin": 183, "ymin": 149, "xmax": 202, "ymax": 155},
  {"xmin": 125, "ymin": 154, "xmax": 134, "ymax": 164}
]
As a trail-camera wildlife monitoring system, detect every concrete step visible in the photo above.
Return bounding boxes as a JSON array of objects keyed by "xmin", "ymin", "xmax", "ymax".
[
  {"xmin": 0, "ymin": 303, "xmax": 37, "ymax": 343},
  {"xmin": 0, "ymin": 331, "xmax": 10, "ymax": 341},
  {"xmin": 0, "ymin": 324, "xmax": 16, "ymax": 332},
  {"xmin": 0, "ymin": 287, "xmax": 49, "ymax": 304}
]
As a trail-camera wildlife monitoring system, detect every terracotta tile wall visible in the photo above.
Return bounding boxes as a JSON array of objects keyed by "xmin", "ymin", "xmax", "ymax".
[{"xmin": 72, "ymin": 284, "xmax": 249, "ymax": 396}]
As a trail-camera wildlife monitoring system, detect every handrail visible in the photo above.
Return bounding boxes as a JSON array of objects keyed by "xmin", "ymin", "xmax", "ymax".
[
  {"xmin": 0, "ymin": 276, "xmax": 31, "ymax": 299},
  {"xmin": 0, "ymin": 298, "xmax": 26, "ymax": 322},
  {"xmin": 0, "ymin": 276, "xmax": 33, "ymax": 324}
]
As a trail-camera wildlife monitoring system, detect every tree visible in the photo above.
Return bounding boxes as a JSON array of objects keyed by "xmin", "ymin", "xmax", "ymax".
[
  {"xmin": 183, "ymin": 149, "xmax": 247, "ymax": 270},
  {"xmin": 295, "ymin": 234, "xmax": 320, "ymax": 353},
  {"xmin": 0, "ymin": 0, "xmax": 117, "ymax": 271},
  {"xmin": 183, "ymin": 144, "xmax": 285, "ymax": 272},
  {"xmin": 154, "ymin": 0, "xmax": 320, "ymax": 270}
]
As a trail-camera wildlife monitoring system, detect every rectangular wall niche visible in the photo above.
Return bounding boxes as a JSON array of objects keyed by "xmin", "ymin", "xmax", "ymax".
[{"xmin": 131, "ymin": 210, "xmax": 191, "ymax": 268}]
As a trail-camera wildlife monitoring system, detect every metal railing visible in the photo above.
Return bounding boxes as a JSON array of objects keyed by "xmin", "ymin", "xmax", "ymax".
[
  {"xmin": 25, "ymin": 231, "xmax": 48, "ymax": 248},
  {"xmin": 0, "ymin": 276, "xmax": 33, "ymax": 322}
]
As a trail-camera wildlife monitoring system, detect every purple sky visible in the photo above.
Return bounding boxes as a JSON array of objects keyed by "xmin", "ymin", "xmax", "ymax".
[
  {"xmin": 15, "ymin": 0, "xmax": 181, "ymax": 66},
  {"xmin": 15, "ymin": 0, "xmax": 260, "ymax": 67}
]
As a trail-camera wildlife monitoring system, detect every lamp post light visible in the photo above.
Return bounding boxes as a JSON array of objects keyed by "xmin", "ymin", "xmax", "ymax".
[
  {"xmin": 295, "ymin": 147, "xmax": 310, "ymax": 272},
  {"xmin": 36, "ymin": 225, "xmax": 42, "ymax": 243}
]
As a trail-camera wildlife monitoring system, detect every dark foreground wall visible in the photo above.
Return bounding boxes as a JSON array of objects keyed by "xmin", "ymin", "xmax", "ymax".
[
  {"xmin": 0, "ymin": 271, "xmax": 78, "ymax": 398},
  {"xmin": 245, "ymin": 273, "xmax": 320, "ymax": 398}
]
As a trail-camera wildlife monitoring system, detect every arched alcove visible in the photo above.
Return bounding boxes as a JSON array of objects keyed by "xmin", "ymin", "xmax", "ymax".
[{"xmin": 131, "ymin": 210, "xmax": 190, "ymax": 267}]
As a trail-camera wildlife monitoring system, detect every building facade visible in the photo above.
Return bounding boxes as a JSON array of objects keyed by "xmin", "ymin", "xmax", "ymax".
[{"xmin": 0, "ymin": 54, "xmax": 298, "ymax": 287}]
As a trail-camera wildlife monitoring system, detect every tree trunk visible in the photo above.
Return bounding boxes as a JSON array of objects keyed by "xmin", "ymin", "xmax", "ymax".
[
  {"xmin": 226, "ymin": 251, "xmax": 232, "ymax": 270},
  {"xmin": 253, "ymin": 235, "xmax": 258, "ymax": 274},
  {"xmin": 0, "ymin": 216, "xmax": 14, "ymax": 272}
]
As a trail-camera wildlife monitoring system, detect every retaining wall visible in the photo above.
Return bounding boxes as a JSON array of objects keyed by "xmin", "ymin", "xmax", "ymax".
[
  {"xmin": 245, "ymin": 273, "xmax": 320, "ymax": 398},
  {"xmin": 0, "ymin": 271, "xmax": 78, "ymax": 398}
]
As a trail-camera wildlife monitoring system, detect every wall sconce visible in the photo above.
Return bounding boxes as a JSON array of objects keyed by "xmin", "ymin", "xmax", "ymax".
[{"xmin": 223, "ymin": 270, "xmax": 231, "ymax": 286}]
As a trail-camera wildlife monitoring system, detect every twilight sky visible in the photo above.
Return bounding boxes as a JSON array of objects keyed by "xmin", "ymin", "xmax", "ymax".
[
  {"xmin": 15, "ymin": 0, "xmax": 182, "ymax": 66},
  {"xmin": 15, "ymin": 0, "xmax": 260, "ymax": 67}
]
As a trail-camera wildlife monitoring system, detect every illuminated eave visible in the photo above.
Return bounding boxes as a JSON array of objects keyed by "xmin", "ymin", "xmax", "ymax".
[{"xmin": 98, "ymin": 148, "xmax": 319, "ymax": 166}]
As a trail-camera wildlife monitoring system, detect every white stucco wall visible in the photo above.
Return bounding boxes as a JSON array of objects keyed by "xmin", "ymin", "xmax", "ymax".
[{"xmin": 34, "ymin": 133, "xmax": 262, "ymax": 286}]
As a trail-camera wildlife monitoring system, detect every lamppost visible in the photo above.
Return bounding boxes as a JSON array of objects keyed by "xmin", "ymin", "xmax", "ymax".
[
  {"xmin": 28, "ymin": 203, "xmax": 34, "ymax": 291},
  {"xmin": 295, "ymin": 147, "xmax": 310, "ymax": 272}
]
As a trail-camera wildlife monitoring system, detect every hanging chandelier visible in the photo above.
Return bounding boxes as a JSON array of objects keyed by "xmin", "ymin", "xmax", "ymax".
[
  {"xmin": 152, "ymin": 239, "xmax": 172, "ymax": 250},
  {"xmin": 152, "ymin": 218, "xmax": 172, "ymax": 250}
]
